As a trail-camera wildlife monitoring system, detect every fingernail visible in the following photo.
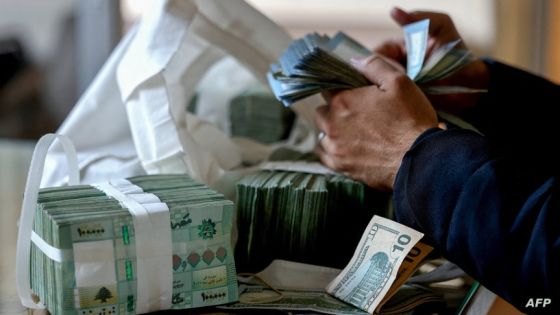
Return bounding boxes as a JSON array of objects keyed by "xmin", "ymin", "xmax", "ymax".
[
  {"xmin": 351, "ymin": 55, "xmax": 379, "ymax": 69},
  {"xmin": 350, "ymin": 57, "xmax": 369, "ymax": 70},
  {"xmin": 350, "ymin": 57, "xmax": 365, "ymax": 66}
]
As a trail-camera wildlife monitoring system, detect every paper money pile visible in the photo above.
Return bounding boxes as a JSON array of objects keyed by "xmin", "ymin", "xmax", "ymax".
[
  {"xmin": 224, "ymin": 284, "xmax": 444, "ymax": 315},
  {"xmin": 268, "ymin": 19, "xmax": 480, "ymax": 106},
  {"xmin": 229, "ymin": 89, "xmax": 295, "ymax": 144},
  {"xmin": 234, "ymin": 170, "xmax": 391, "ymax": 272},
  {"xmin": 30, "ymin": 175, "xmax": 238, "ymax": 314}
]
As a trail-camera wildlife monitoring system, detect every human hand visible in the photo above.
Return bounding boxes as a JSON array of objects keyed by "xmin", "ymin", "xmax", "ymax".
[
  {"xmin": 375, "ymin": 7, "xmax": 490, "ymax": 114},
  {"xmin": 315, "ymin": 55, "xmax": 438, "ymax": 191}
]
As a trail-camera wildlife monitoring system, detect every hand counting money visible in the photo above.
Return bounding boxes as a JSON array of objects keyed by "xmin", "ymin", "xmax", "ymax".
[{"xmin": 268, "ymin": 19, "xmax": 484, "ymax": 106}]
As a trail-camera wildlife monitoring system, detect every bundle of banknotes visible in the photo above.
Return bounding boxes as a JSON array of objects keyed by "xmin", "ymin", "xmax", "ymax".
[
  {"xmin": 226, "ymin": 216, "xmax": 451, "ymax": 314},
  {"xmin": 234, "ymin": 168, "xmax": 446, "ymax": 313},
  {"xmin": 222, "ymin": 254, "xmax": 474, "ymax": 315},
  {"xmin": 30, "ymin": 175, "xmax": 238, "ymax": 314},
  {"xmin": 223, "ymin": 283, "xmax": 445, "ymax": 315},
  {"xmin": 268, "ymin": 19, "xmax": 482, "ymax": 106},
  {"xmin": 229, "ymin": 89, "xmax": 295, "ymax": 144},
  {"xmin": 234, "ymin": 170, "xmax": 391, "ymax": 272}
]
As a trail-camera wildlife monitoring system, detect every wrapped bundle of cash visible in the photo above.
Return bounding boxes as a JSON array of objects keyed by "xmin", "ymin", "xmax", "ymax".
[
  {"xmin": 229, "ymin": 90, "xmax": 295, "ymax": 144},
  {"xmin": 234, "ymin": 170, "xmax": 391, "ymax": 272},
  {"xmin": 268, "ymin": 19, "xmax": 481, "ymax": 106},
  {"xmin": 29, "ymin": 174, "xmax": 238, "ymax": 314}
]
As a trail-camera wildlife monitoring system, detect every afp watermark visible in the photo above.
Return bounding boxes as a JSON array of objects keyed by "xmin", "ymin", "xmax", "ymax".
[{"xmin": 526, "ymin": 298, "xmax": 552, "ymax": 308}]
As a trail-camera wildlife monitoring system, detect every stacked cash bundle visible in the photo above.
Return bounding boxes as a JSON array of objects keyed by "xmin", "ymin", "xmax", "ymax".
[
  {"xmin": 234, "ymin": 170, "xmax": 391, "ymax": 272},
  {"xmin": 30, "ymin": 175, "xmax": 238, "ymax": 315},
  {"xmin": 268, "ymin": 19, "xmax": 479, "ymax": 106},
  {"xmin": 229, "ymin": 90, "xmax": 295, "ymax": 144}
]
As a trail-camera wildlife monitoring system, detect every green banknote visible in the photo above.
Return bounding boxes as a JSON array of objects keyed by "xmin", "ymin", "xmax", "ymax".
[
  {"xmin": 220, "ymin": 284, "xmax": 443, "ymax": 315},
  {"xmin": 268, "ymin": 20, "xmax": 480, "ymax": 107},
  {"xmin": 30, "ymin": 174, "xmax": 238, "ymax": 315},
  {"xmin": 234, "ymin": 170, "xmax": 392, "ymax": 272},
  {"xmin": 229, "ymin": 89, "xmax": 295, "ymax": 144},
  {"xmin": 222, "ymin": 285, "xmax": 369, "ymax": 315}
]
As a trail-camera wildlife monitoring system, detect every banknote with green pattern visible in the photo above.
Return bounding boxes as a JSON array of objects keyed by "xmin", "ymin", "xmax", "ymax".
[
  {"xmin": 234, "ymin": 170, "xmax": 392, "ymax": 272},
  {"xmin": 30, "ymin": 175, "xmax": 238, "ymax": 315},
  {"xmin": 268, "ymin": 19, "xmax": 483, "ymax": 107},
  {"xmin": 220, "ymin": 284, "xmax": 443, "ymax": 315}
]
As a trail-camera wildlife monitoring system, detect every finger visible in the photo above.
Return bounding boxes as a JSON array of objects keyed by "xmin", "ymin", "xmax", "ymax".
[
  {"xmin": 438, "ymin": 122, "xmax": 448, "ymax": 130},
  {"xmin": 373, "ymin": 40, "xmax": 407, "ymax": 65},
  {"xmin": 314, "ymin": 104, "xmax": 330, "ymax": 135},
  {"xmin": 394, "ymin": 9, "xmax": 447, "ymax": 30},
  {"xmin": 321, "ymin": 88, "xmax": 344, "ymax": 104},
  {"xmin": 317, "ymin": 134, "xmax": 337, "ymax": 157},
  {"xmin": 391, "ymin": 7, "xmax": 450, "ymax": 30},
  {"xmin": 390, "ymin": 7, "xmax": 415, "ymax": 26},
  {"xmin": 350, "ymin": 55, "xmax": 401, "ymax": 88},
  {"xmin": 405, "ymin": 11, "xmax": 463, "ymax": 45},
  {"xmin": 315, "ymin": 145, "xmax": 338, "ymax": 171},
  {"xmin": 390, "ymin": 7, "xmax": 462, "ymax": 44}
]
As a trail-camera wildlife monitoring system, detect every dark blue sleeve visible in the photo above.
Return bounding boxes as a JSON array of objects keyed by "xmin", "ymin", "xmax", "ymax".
[
  {"xmin": 393, "ymin": 60, "xmax": 560, "ymax": 313},
  {"xmin": 463, "ymin": 59, "xmax": 560, "ymax": 166}
]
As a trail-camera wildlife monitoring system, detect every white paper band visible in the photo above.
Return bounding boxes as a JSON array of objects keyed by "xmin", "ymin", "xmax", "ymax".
[
  {"xmin": 31, "ymin": 231, "xmax": 73, "ymax": 263},
  {"xmin": 93, "ymin": 180, "xmax": 173, "ymax": 313},
  {"xmin": 17, "ymin": 133, "xmax": 80, "ymax": 310}
]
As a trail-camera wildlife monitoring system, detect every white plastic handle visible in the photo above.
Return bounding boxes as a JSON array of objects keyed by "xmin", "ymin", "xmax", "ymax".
[{"xmin": 16, "ymin": 133, "xmax": 80, "ymax": 309}]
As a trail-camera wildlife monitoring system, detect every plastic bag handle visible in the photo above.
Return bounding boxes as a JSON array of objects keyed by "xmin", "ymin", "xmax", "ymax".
[{"xmin": 16, "ymin": 133, "xmax": 80, "ymax": 309}]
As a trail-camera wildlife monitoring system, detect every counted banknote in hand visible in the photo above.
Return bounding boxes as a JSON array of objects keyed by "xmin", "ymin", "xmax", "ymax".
[
  {"xmin": 326, "ymin": 215, "xmax": 430, "ymax": 313},
  {"xmin": 268, "ymin": 19, "xmax": 485, "ymax": 106}
]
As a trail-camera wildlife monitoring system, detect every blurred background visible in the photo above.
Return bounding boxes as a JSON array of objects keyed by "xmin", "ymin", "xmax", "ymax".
[
  {"xmin": 0, "ymin": 0, "xmax": 559, "ymax": 312},
  {"xmin": 1, "ymin": 0, "xmax": 559, "ymax": 140}
]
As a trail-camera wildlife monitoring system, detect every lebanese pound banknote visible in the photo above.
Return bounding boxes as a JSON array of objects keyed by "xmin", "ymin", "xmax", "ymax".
[
  {"xmin": 268, "ymin": 19, "xmax": 484, "ymax": 107},
  {"xmin": 222, "ymin": 285, "xmax": 370, "ymax": 315},
  {"xmin": 403, "ymin": 19, "xmax": 430, "ymax": 80},
  {"xmin": 31, "ymin": 175, "xmax": 239, "ymax": 315},
  {"xmin": 326, "ymin": 215, "xmax": 425, "ymax": 314}
]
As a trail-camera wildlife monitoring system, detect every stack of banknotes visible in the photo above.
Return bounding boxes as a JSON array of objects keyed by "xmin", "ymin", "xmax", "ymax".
[
  {"xmin": 234, "ymin": 170, "xmax": 391, "ymax": 272},
  {"xmin": 30, "ymin": 175, "xmax": 238, "ymax": 314},
  {"xmin": 227, "ymin": 215, "xmax": 448, "ymax": 314},
  {"xmin": 229, "ymin": 89, "xmax": 295, "ymax": 144},
  {"xmin": 223, "ymin": 283, "xmax": 444, "ymax": 315},
  {"xmin": 234, "ymin": 168, "xmax": 447, "ymax": 314},
  {"xmin": 268, "ymin": 19, "xmax": 481, "ymax": 106}
]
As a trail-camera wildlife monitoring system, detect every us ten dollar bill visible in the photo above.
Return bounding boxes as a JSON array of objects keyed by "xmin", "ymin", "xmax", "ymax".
[{"xmin": 326, "ymin": 215, "xmax": 432, "ymax": 314}]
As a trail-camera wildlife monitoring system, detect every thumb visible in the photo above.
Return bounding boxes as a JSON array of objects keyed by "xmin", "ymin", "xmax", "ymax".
[{"xmin": 351, "ymin": 55, "xmax": 402, "ymax": 88}]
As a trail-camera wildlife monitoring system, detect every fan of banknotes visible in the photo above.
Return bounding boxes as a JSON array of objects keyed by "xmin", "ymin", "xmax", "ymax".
[
  {"xmin": 268, "ymin": 19, "xmax": 484, "ymax": 106},
  {"xmin": 30, "ymin": 175, "xmax": 238, "ymax": 315}
]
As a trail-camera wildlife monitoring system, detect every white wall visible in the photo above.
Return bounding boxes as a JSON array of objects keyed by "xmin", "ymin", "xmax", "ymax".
[
  {"xmin": 246, "ymin": 1, "xmax": 495, "ymax": 54},
  {"xmin": 247, "ymin": 0, "xmax": 545, "ymax": 73}
]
